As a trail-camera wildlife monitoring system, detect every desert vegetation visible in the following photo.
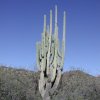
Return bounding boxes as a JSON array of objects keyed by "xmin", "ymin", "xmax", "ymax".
[{"xmin": 0, "ymin": 66, "xmax": 100, "ymax": 100}]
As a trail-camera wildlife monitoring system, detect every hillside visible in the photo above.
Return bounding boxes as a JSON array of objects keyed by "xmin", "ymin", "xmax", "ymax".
[{"xmin": 0, "ymin": 66, "xmax": 100, "ymax": 100}]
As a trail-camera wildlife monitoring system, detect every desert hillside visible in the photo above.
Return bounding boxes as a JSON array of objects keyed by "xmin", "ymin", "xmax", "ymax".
[{"xmin": 0, "ymin": 66, "xmax": 100, "ymax": 100}]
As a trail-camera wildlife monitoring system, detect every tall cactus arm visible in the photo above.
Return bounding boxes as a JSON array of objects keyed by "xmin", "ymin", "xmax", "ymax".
[
  {"xmin": 51, "ymin": 5, "xmax": 59, "ymax": 80},
  {"xmin": 54, "ymin": 5, "xmax": 57, "ymax": 33},
  {"xmin": 62, "ymin": 11, "xmax": 66, "ymax": 54},
  {"xmin": 36, "ymin": 42, "xmax": 41, "ymax": 70},
  {"xmin": 51, "ymin": 25, "xmax": 58, "ymax": 82},
  {"xmin": 61, "ymin": 11, "xmax": 66, "ymax": 67},
  {"xmin": 49, "ymin": 36, "xmax": 55, "ymax": 65},
  {"xmin": 39, "ymin": 44, "xmax": 42, "ymax": 64},
  {"xmin": 61, "ymin": 41, "xmax": 64, "ymax": 67},
  {"xmin": 50, "ymin": 46, "xmax": 54, "ymax": 65},
  {"xmin": 47, "ymin": 10, "xmax": 52, "ymax": 75},
  {"xmin": 42, "ymin": 32, "xmax": 45, "ymax": 57},
  {"xmin": 41, "ymin": 52, "xmax": 46, "ymax": 71},
  {"xmin": 43, "ymin": 15, "xmax": 46, "ymax": 33},
  {"xmin": 47, "ymin": 25, "xmax": 50, "ymax": 34},
  {"xmin": 42, "ymin": 15, "xmax": 46, "ymax": 56},
  {"xmin": 41, "ymin": 15, "xmax": 47, "ymax": 71}
]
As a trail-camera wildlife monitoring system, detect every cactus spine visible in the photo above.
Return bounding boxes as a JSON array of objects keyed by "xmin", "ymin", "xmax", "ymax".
[{"xmin": 36, "ymin": 6, "xmax": 66, "ymax": 100}]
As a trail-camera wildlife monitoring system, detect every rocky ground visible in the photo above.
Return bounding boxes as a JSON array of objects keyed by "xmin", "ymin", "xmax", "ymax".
[{"xmin": 0, "ymin": 66, "xmax": 100, "ymax": 100}]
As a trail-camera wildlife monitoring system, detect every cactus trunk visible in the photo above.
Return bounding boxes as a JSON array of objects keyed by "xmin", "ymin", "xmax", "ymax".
[{"xmin": 36, "ymin": 5, "xmax": 66, "ymax": 100}]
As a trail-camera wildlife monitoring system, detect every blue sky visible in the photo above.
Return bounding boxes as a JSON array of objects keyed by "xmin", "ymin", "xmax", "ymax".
[{"xmin": 0, "ymin": 0, "xmax": 100, "ymax": 76}]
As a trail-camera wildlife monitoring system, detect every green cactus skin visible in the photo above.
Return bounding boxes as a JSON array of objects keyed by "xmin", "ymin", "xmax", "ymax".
[{"xmin": 36, "ymin": 6, "xmax": 66, "ymax": 100}]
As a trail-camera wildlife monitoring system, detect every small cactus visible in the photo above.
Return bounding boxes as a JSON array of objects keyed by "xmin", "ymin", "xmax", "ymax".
[{"xmin": 36, "ymin": 5, "xmax": 66, "ymax": 100}]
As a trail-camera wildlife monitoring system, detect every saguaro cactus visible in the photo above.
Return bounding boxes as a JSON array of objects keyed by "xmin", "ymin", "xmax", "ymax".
[{"xmin": 36, "ymin": 6, "xmax": 66, "ymax": 100}]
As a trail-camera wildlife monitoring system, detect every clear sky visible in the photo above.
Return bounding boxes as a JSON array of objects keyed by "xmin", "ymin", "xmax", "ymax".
[{"xmin": 0, "ymin": 0, "xmax": 100, "ymax": 76}]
